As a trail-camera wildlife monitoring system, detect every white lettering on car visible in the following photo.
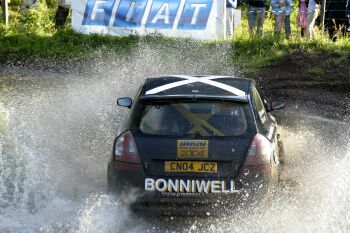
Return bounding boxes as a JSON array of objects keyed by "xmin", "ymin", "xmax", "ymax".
[
  {"xmin": 221, "ymin": 181, "xmax": 231, "ymax": 193},
  {"xmin": 155, "ymin": 179, "xmax": 167, "ymax": 192},
  {"xmin": 191, "ymin": 180, "xmax": 196, "ymax": 193},
  {"xmin": 196, "ymin": 180, "xmax": 211, "ymax": 193},
  {"xmin": 179, "ymin": 179, "xmax": 191, "ymax": 193},
  {"xmin": 145, "ymin": 178, "xmax": 155, "ymax": 191},
  {"xmin": 168, "ymin": 179, "xmax": 179, "ymax": 192},
  {"xmin": 144, "ymin": 178, "xmax": 239, "ymax": 194},
  {"xmin": 211, "ymin": 180, "xmax": 221, "ymax": 193}
]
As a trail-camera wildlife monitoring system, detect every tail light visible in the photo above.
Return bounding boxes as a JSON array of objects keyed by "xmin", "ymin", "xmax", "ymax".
[
  {"xmin": 114, "ymin": 131, "xmax": 141, "ymax": 163},
  {"xmin": 243, "ymin": 134, "xmax": 273, "ymax": 173}
]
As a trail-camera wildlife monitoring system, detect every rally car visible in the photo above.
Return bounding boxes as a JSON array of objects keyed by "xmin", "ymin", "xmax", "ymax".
[{"xmin": 107, "ymin": 75, "xmax": 285, "ymax": 215}]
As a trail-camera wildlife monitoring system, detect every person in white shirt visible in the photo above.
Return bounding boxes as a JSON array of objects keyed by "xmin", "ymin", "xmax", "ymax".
[
  {"xmin": 306, "ymin": 0, "xmax": 320, "ymax": 39},
  {"xmin": 226, "ymin": 0, "xmax": 238, "ymax": 38}
]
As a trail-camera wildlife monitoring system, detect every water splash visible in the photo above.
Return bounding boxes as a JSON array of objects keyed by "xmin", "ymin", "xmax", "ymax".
[{"xmin": 0, "ymin": 40, "xmax": 349, "ymax": 232}]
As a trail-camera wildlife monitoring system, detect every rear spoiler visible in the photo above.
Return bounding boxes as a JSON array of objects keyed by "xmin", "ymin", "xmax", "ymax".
[{"xmin": 140, "ymin": 94, "xmax": 248, "ymax": 102}]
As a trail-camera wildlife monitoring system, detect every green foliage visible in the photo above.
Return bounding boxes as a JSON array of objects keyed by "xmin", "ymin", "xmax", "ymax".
[
  {"xmin": 7, "ymin": 0, "xmax": 23, "ymax": 7},
  {"xmin": 0, "ymin": 24, "xmax": 6, "ymax": 36},
  {"xmin": 0, "ymin": 29, "xmax": 141, "ymax": 61},
  {"xmin": 45, "ymin": 0, "xmax": 58, "ymax": 8},
  {"xmin": 19, "ymin": 1, "xmax": 55, "ymax": 35},
  {"xmin": 7, "ymin": 0, "xmax": 57, "ymax": 8},
  {"xmin": 2, "ymin": 0, "xmax": 57, "ymax": 36}
]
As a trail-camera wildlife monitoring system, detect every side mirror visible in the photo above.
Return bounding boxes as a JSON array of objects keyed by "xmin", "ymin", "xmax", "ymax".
[
  {"xmin": 268, "ymin": 101, "xmax": 285, "ymax": 112},
  {"xmin": 117, "ymin": 97, "xmax": 132, "ymax": 108}
]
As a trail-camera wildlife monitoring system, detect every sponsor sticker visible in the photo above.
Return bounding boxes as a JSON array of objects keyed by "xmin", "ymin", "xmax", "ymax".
[
  {"xmin": 177, "ymin": 140, "xmax": 208, "ymax": 158},
  {"xmin": 144, "ymin": 178, "xmax": 239, "ymax": 194}
]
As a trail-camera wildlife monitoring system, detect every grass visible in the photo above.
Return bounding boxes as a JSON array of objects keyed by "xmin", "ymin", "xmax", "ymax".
[
  {"xmin": 1, "ymin": 3, "xmax": 350, "ymax": 73},
  {"xmin": 333, "ymin": 52, "xmax": 349, "ymax": 66},
  {"xmin": 230, "ymin": 11, "xmax": 350, "ymax": 74},
  {"xmin": 307, "ymin": 66, "xmax": 325, "ymax": 76},
  {"xmin": 0, "ymin": 28, "xmax": 142, "ymax": 60}
]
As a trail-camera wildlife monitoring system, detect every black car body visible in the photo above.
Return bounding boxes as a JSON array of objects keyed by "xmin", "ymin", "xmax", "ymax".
[{"xmin": 107, "ymin": 75, "xmax": 285, "ymax": 215}]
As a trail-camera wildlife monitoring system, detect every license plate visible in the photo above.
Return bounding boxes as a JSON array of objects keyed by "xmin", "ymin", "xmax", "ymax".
[{"xmin": 164, "ymin": 161, "xmax": 217, "ymax": 173}]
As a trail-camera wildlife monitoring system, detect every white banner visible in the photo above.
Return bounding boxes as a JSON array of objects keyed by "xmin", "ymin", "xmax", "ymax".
[{"xmin": 72, "ymin": 0, "xmax": 225, "ymax": 40}]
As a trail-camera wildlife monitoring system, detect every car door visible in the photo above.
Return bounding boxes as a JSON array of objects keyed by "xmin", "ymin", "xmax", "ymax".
[{"xmin": 251, "ymin": 86, "xmax": 280, "ymax": 166}]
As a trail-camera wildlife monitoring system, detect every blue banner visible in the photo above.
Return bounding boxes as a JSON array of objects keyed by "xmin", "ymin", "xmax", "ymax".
[
  {"xmin": 114, "ymin": 0, "xmax": 148, "ymax": 27},
  {"xmin": 82, "ymin": 0, "xmax": 213, "ymax": 30}
]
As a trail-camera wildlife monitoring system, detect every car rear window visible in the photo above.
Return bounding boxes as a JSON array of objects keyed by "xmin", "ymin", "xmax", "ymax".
[{"xmin": 131, "ymin": 100, "xmax": 255, "ymax": 137}]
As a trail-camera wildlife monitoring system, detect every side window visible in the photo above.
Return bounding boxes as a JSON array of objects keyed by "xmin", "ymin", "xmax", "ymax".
[{"xmin": 252, "ymin": 87, "xmax": 268, "ymax": 128}]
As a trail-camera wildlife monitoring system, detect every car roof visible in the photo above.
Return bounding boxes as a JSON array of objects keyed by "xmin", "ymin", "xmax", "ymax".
[{"xmin": 140, "ymin": 75, "xmax": 253, "ymax": 102}]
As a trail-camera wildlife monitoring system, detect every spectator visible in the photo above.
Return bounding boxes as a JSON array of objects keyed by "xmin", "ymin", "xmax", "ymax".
[
  {"xmin": 325, "ymin": 0, "xmax": 348, "ymax": 41},
  {"xmin": 226, "ymin": 0, "xmax": 238, "ymax": 38},
  {"xmin": 283, "ymin": 0, "xmax": 293, "ymax": 39},
  {"xmin": 297, "ymin": 0, "xmax": 309, "ymax": 37},
  {"xmin": 271, "ymin": 0, "xmax": 293, "ymax": 38},
  {"xmin": 55, "ymin": 0, "xmax": 71, "ymax": 29},
  {"xmin": 347, "ymin": 0, "xmax": 350, "ymax": 33},
  {"xmin": 306, "ymin": 0, "xmax": 321, "ymax": 39},
  {"xmin": 247, "ymin": 0, "xmax": 267, "ymax": 37}
]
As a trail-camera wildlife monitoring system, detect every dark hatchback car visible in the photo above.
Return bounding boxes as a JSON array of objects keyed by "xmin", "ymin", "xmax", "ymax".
[{"xmin": 107, "ymin": 75, "xmax": 285, "ymax": 215}]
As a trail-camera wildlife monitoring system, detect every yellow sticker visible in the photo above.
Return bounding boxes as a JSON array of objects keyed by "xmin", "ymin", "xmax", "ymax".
[{"xmin": 177, "ymin": 140, "xmax": 208, "ymax": 158}]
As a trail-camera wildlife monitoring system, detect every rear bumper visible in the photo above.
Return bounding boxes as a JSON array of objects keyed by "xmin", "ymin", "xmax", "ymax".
[{"xmin": 107, "ymin": 161, "xmax": 277, "ymax": 213}]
